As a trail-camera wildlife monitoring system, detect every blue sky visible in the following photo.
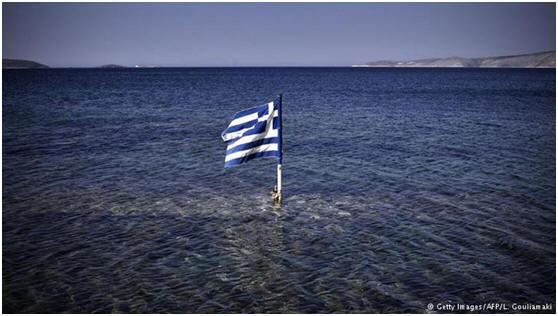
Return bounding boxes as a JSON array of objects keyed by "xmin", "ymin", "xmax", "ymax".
[{"xmin": 2, "ymin": 2, "xmax": 556, "ymax": 67}]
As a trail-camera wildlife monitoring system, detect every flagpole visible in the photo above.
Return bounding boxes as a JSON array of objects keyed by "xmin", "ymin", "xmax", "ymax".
[
  {"xmin": 277, "ymin": 93, "xmax": 283, "ymax": 204},
  {"xmin": 277, "ymin": 164, "xmax": 282, "ymax": 201}
]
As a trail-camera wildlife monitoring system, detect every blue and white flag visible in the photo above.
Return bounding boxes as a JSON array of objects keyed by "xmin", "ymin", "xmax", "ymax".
[{"xmin": 222, "ymin": 97, "xmax": 282, "ymax": 168}]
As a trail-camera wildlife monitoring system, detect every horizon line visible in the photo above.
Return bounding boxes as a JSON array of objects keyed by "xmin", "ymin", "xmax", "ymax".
[{"xmin": 4, "ymin": 49, "xmax": 555, "ymax": 69}]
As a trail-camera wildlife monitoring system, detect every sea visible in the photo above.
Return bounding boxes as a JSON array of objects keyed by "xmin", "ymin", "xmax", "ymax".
[{"xmin": 2, "ymin": 67, "xmax": 556, "ymax": 313}]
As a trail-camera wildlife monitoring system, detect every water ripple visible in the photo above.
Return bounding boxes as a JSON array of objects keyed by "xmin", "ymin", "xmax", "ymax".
[{"xmin": 3, "ymin": 68, "xmax": 555, "ymax": 312}]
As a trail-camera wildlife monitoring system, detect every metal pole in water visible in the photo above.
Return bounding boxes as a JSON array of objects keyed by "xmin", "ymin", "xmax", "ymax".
[
  {"xmin": 277, "ymin": 163, "xmax": 282, "ymax": 202},
  {"xmin": 277, "ymin": 93, "xmax": 283, "ymax": 205}
]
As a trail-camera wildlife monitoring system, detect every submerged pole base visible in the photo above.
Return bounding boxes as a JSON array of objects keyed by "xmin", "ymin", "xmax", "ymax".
[
  {"xmin": 271, "ymin": 187, "xmax": 282, "ymax": 206},
  {"xmin": 276, "ymin": 163, "xmax": 282, "ymax": 206}
]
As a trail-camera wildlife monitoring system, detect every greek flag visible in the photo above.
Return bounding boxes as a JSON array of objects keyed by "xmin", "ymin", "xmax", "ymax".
[{"xmin": 222, "ymin": 97, "xmax": 282, "ymax": 168}]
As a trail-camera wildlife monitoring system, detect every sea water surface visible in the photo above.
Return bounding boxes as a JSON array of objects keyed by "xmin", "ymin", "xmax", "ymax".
[{"xmin": 3, "ymin": 68, "xmax": 555, "ymax": 313}]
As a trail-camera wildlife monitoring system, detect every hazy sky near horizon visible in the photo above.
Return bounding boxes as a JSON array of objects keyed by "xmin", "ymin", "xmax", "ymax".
[{"xmin": 3, "ymin": 2, "xmax": 556, "ymax": 67}]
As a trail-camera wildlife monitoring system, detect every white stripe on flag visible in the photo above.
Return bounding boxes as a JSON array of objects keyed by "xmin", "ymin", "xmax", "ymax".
[
  {"xmin": 225, "ymin": 143, "xmax": 279, "ymax": 162},
  {"xmin": 228, "ymin": 112, "xmax": 259, "ymax": 128},
  {"xmin": 228, "ymin": 101, "xmax": 273, "ymax": 127},
  {"xmin": 227, "ymin": 129, "xmax": 279, "ymax": 151},
  {"xmin": 221, "ymin": 107, "xmax": 278, "ymax": 142},
  {"xmin": 222, "ymin": 127, "xmax": 252, "ymax": 142}
]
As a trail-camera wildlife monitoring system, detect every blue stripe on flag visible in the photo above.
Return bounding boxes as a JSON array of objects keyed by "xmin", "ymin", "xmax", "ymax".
[
  {"xmin": 224, "ymin": 150, "xmax": 281, "ymax": 168},
  {"xmin": 242, "ymin": 120, "xmax": 268, "ymax": 136},
  {"xmin": 222, "ymin": 119, "xmax": 257, "ymax": 134},
  {"xmin": 226, "ymin": 137, "xmax": 280, "ymax": 155}
]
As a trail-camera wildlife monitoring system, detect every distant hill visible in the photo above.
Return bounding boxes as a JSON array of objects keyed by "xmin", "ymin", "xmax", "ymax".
[
  {"xmin": 354, "ymin": 51, "xmax": 555, "ymax": 68},
  {"xmin": 3, "ymin": 59, "xmax": 49, "ymax": 69},
  {"xmin": 98, "ymin": 64, "xmax": 127, "ymax": 68}
]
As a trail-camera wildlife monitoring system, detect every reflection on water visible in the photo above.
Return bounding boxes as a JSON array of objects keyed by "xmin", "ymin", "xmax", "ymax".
[{"xmin": 3, "ymin": 68, "xmax": 556, "ymax": 313}]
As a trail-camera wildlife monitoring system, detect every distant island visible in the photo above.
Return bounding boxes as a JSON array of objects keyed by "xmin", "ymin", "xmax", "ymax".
[
  {"xmin": 4, "ymin": 51, "xmax": 556, "ymax": 69},
  {"xmin": 353, "ymin": 51, "xmax": 555, "ymax": 68},
  {"xmin": 2, "ymin": 60, "xmax": 131, "ymax": 69},
  {"xmin": 98, "ymin": 64, "xmax": 127, "ymax": 68},
  {"xmin": 3, "ymin": 58, "xmax": 49, "ymax": 69}
]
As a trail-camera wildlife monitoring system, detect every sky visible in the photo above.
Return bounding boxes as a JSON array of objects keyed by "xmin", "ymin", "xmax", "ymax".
[{"xmin": 2, "ymin": 2, "xmax": 556, "ymax": 67}]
